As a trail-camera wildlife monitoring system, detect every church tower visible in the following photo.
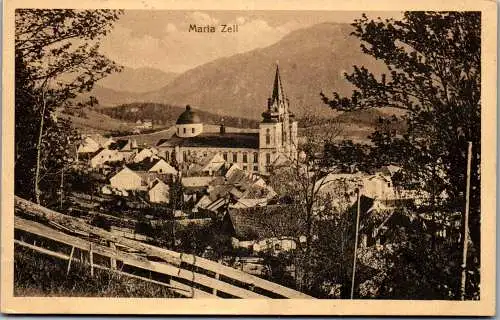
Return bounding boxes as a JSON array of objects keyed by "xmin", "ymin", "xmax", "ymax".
[{"xmin": 259, "ymin": 65, "xmax": 298, "ymax": 173}]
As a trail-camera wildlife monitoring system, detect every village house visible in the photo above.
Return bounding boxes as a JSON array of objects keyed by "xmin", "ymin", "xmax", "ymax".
[
  {"xmin": 128, "ymin": 157, "xmax": 178, "ymax": 175},
  {"xmin": 132, "ymin": 147, "xmax": 159, "ymax": 163},
  {"xmin": 77, "ymin": 134, "xmax": 115, "ymax": 154},
  {"xmin": 109, "ymin": 139, "xmax": 137, "ymax": 152},
  {"xmin": 156, "ymin": 66, "xmax": 299, "ymax": 175},
  {"xmin": 315, "ymin": 165, "xmax": 432, "ymax": 208},
  {"xmin": 109, "ymin": 166, "xmax": 147, "ymax": 191},
  {"xmin": 194, "ymin": 164, "xmax": 276, "ymax": 215},
  {"xmin": 222, "ymin": 205, "xmax": 306, "ymax": 255},
  {"xmin": 148, "ymin": 179, "xmax": 170, "ymax": 203},
  {"xmin": 89, "ymin": 148, "xmax": 137, "ymax": 168},
  {"xmin": 201, "ymin": 153, "xmax": 225, "ymax": 174}
]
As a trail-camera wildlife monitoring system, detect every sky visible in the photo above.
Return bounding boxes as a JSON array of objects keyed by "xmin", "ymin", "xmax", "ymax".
[{"xmin": 99, "ymin": 10, "xmax": 402, "ymax": 74}]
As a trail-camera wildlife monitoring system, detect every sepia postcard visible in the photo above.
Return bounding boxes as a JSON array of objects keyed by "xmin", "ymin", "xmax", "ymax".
[{"xmin": 1, "ymin": 0, "xmax": 497, "ymax": 315}]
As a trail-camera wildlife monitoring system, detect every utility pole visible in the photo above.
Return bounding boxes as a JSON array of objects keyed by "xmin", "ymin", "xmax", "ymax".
[
  {"xmin": 460, "ymin": 141, "xmax": 472, "ymax": 300},
  {"xmin": 59, "ymin": 167, "xmax": 65, "ymax": 210},
  {"xmin": 350, "ymin": 187, "xmax": 362, "ymax": 299}
]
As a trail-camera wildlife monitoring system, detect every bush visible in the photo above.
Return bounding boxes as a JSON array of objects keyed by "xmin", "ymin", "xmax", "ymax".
[{"xmin": 90, "ymin": 214, "xmax": 112, "ymax": 231}]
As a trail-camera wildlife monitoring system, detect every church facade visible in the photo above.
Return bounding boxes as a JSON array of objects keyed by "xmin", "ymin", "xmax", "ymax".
[{"xmin": 156, "ymin": 65, "xmax": 298, "ymax": 175}]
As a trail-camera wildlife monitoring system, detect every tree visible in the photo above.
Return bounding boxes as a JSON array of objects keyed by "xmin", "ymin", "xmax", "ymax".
[
  {"xmin": 266, "ymin": 129, "xmax": 355, "ymax": 293},
  {"xmin": 321, "ymin": 12, "xmax": 480, "ymax": 299},
  {"xmin": 15, "ymin": 9, "xmax": 123, "ymax": 203}
]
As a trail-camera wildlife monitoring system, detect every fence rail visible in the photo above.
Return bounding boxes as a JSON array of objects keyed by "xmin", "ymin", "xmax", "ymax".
[{"xmin": 14, "ymin": 196, "xmax": 313, "ymax": 299}]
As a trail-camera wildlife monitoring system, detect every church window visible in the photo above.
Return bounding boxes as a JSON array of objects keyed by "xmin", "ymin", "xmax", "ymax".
[
  {"xmin": 192, "ymin": 128, "xmax": 195, "ymax": 134},
  {"xmin": 253, "ymin": 152, "xmax": 258, "ymax": 163},
  {"xmin": 253, "ymin": 165, "xmax": 258, "ymax": 172},
  {"xmin": 223, "ymin": 152, "xmax": 228, "ymax": 161},
  {"xmin": 183, "ymin": 128, "xmax": 186, "ymax": 134},
  {"xmin": 183, "ymin": 151, "xmax": 187, "ymax": 162},
  {"xmin": 177, "ymin": 128, "xmax": 179, "ymax": 135},
  {"xmin": 266, "ymin": 153, "xmax": 271, "ymax": 164},
  {"xmin": 265, "ymin": 128, "xmax": 271, "ymax": 145},
  {"xmin": 233, "ymin": 153, "xmax": 238, "ymax": 162},
  {"xmin": 243, "ymin": 153, "xmax": 248, "ymax": 163}
]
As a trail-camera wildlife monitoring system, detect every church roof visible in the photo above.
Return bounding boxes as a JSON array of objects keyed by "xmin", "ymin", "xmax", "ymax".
[
  {"xmin": 262, "ymin": 65, "xmax": 296, "ymax": 122},
  {"xmin": 176, "ymin": 105, "xmax": 202, "ymax": 125},
  {"xmin": 271, "ymin": 65, "xmax": 286, "ymax": 105},
  {"xmin": 156, "ymin": 132, "xmax": 259, "ymax": 149}
]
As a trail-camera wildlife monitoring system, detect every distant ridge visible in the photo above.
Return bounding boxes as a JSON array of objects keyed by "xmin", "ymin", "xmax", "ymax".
[
  {"xmin": 90, "ymin": 22, "xmax": 387, "ymax": 120},
  {"xmin": 97, "ymin": 67, "xmax": 178, "ymax": 93}
]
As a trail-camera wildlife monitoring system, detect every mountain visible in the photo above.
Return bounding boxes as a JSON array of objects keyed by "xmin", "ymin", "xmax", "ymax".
[
  {"xmin": 90, "ymin": 23, "xmax": 387, "ymax": 120},
  {"xmin": 87, "ymin": 86, "xmax": 144, "ymax": 106},
  {"xmin": 142, "ymin": 23, "xmax": 386, "ymax": 119},
  {"xmin": 96, "ymin": 67, "xmax": 178, "ymax": 93}
]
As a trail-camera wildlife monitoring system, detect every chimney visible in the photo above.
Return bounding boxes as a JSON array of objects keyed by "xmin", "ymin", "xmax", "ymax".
[{"xmin": 220, "ymin": 118, "xmax": 226, "ymax": 135}]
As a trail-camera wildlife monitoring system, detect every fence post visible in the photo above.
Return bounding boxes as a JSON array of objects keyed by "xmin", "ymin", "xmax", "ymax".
[
  {"xmin": 109, "ymin": 241, "xmax": 117, "ymax": 270},
  {"xmin": 67, "ymin": 246, "xmax": 75, "ymax": 275},
  {"xmin": 213, "ymin": 273, "xmax": 219, "ymax": 296},
  {"xmin": 90, "ymin": 243, "xmax": 94, "ymax": 277}
]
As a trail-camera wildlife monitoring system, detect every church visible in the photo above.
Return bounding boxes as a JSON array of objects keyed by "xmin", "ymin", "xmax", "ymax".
[{"xmin": 156, "ymin": 65, "xmax": 298, "ymax": 175}]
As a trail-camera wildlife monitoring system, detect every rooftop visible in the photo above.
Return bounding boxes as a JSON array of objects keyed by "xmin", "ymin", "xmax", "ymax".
[
  {"xmin": 157, "ymin": 132, "xmax": 259, "ymax": 149},
  {"xmin": 224, "ymin": 205, "xmax": 306, "ymax": 241}
]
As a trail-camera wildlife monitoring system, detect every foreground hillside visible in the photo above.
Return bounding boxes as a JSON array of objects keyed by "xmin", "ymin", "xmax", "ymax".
[{"xmin": 14, "ymin": 246, "xmax": 177, "ymax": 297}]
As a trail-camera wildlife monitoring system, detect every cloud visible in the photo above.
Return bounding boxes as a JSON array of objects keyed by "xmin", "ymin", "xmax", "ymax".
[
  {"xmin": 165, "ymin": 23, "xmax": 177, "ymax": 33},
  {"xmin": 100, "ymin": 25, "xmax": 163, "ymax": 69},
  {"xmin": 190, "ymin": 11, "xmax": 219, "ymax": 25},
  {"xmin": 236, "ymin": 16, "xmax": 246, "ymax": 24},
  {"xmin": 100, "ymin": 12, "xmax": 306, "ymax": 73}
]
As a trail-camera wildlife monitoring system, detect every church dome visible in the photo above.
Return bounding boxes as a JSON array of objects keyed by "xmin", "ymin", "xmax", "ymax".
[{"xmin": 176, "ymin": 105, "xmax": 201, "ymax": 125}]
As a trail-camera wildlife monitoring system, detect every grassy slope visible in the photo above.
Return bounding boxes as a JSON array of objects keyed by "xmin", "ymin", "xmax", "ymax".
[
  {"xmin": 59, "ymin": 109, "xmax": 139, "ymax": 135},
  {"xmin": 14, "ymin": 246, "xmax": 176, "ymax": 297}
]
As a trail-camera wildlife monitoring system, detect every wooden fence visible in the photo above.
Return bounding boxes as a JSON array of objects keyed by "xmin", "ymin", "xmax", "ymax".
[{"xmin": 14, "ymin": 196, "xmax": 313, "ymax": 299}]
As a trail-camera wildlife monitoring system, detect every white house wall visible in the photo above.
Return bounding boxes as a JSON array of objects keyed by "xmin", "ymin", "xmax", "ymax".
[
  {"xmin": 110, "ymin": 168, "xmax": 145, "ymax": 191},
  {"xmin": 149, "ymin": 183, "xmax": 170, "ymax": 203}
]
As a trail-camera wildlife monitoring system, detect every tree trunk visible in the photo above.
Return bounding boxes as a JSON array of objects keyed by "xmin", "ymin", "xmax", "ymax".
[{"xmin": 34, "ymin": 93, "xmax": 47, "ymax": 204}]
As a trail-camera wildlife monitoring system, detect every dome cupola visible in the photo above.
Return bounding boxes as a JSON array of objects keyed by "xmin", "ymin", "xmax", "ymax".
[
  {"xmin": 176, "ymin": 105, "xmax": 203, "ymax": 137},
  {"xmin": 176, "ymin": 105, "xmax": 201, "ymax": 125}
]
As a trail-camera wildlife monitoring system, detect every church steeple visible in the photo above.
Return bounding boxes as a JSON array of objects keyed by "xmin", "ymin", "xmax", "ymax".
[
  {"xmin": 271, "ymin": 64, "xmax": 286, "ymax": 106},
  {"xmin": 259, "ymin": 65, "xmax": 298, "ymax": 173}
]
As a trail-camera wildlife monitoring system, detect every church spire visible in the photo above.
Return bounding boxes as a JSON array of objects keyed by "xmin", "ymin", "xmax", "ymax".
[{"xmin": 271, "ymin": 64, "xmax": 286, "ymax": 106}]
